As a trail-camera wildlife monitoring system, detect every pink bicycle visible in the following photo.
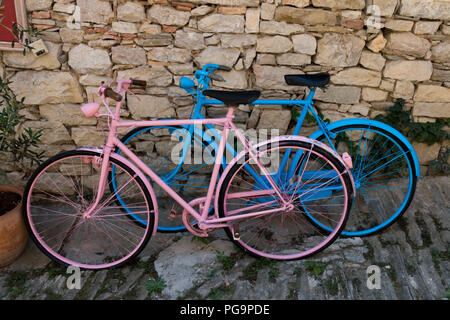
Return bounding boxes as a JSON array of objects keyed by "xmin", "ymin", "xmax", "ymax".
[{"xmin": 23, "ymin": 79, "xmax": 355, "ymax": 270}]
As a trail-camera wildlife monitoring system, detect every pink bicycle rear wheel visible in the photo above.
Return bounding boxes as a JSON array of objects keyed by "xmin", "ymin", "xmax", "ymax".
[
  {"xmin": 23, "ymin": 150, "xmax": 154, "ymax": 270},
  {"xmin": 217, "ymin": 140, "xmax": 353, "ymax": 260}
]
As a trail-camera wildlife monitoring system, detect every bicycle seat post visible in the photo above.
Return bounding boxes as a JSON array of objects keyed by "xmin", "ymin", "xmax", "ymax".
[{"xmin": 306, "ymin": 87, "xmax": 316, "ymax": 104}]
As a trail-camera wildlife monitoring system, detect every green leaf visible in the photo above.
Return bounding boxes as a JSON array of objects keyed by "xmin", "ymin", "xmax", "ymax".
[{"xmin": 291, "ymin": 107, "xmax": 300, "ymax": 120}]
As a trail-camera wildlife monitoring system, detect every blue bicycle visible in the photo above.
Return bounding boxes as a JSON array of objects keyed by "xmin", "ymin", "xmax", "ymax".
[{"xmin": 110, "ymin": 64, "xmax": 419, "ymax": 237}]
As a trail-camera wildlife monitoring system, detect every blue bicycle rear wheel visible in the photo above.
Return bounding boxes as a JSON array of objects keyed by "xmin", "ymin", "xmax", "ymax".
[
  {"xmin": 313, "ymin": 122, "xmax": 417, "ymax": 236},
  {"xmin": 109, "ymin": 125, "xmax": 216, "ymax": 232}
]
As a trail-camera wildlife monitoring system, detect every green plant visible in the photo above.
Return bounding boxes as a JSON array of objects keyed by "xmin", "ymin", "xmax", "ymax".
[
  {"xmin": 136, "ymin": 260, "xmax": 150, "ymax": 270},
  {"xmin": 191, "ymin": 236, "xmax": 212, "ymax": 245},
  {"xmin": 0, "ymin": 77, "xmax": 45, "ymax": 175},
  {"xmin": 405, "ymin": 263, "xmax": 416, "ymax": 274},
  {"xmin": 45, "ymin": 290, "xmax": 63, "ymax": 300},
  {"xmin": 243, "ymin": 258, "xmax": 278, "ymax": 282},
  {"xmin": 216, "ymin": 250, "xmax": 237, "ymax": 271},
  {"xmin": 430, "ymin": 248, "xmax": 448, "ymax": 275},
  {"xmin": 291, "ymin": 106, "xmax": 330, "ymax": 124},
  {"xmin": 305, "ymin": 261, "xmax": 325, "ymax": 277},
  {"xmin": 428, "ymin": 147, "xmax": 450, "ymax": 175},
  {"xmin": 145, "ymin": 277, "xmax": 166, "ymax": 295},
  {"xmin": 6, "ymin": 271, "xmax": 28, "ymax": 299},
  {"xmin": 208, "ymin": 286, "xmax": 232, "ymax": 300},
  {"xmin": 323, "ymin": 278, "xmax": 339, "ymax": 296},
  {"xmin": 0, "ymin": 0, "xmax": 40, "ymax": 55},
  {"xmin": 268, "ymin": 264, "xmax": 280, "ymax": 281},
  {"xmin": 375, "ymin": 98, "xmax": 449, "ymax": 145},
  {"xmin": 47, "ymin": 265, "xmax": 65, "ymax": 279}
]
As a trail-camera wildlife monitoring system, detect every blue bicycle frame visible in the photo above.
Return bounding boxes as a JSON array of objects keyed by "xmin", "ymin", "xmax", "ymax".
[{"xmin": 181, "ymin": 64, "xmax": 420, "ymax": 177}]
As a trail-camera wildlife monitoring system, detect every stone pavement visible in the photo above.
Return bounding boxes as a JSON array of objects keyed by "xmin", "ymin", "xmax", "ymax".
[{"xmin": 0, "ymin": 176, "xmax": 448, "ymax": 300}]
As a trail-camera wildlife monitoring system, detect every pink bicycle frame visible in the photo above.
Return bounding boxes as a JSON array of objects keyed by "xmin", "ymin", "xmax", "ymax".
[{"xmin": 83, "ymin": 79, "xmax": 290, "ymax": 230}]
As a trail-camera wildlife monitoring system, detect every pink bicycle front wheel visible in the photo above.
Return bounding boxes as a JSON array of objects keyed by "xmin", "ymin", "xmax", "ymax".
[
  {"xmin": 23, "ymin": 150, "xmax": 155, "ymax": 270},
  {"xmin": 217, "ymin": 140, "xmax": 353, "ymax": 260}
]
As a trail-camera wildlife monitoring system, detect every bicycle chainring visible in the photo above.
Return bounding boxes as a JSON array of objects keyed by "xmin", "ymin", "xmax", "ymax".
[{"xmin": 181, "ymin": 198, "xmax": 212, "ymax": 237}]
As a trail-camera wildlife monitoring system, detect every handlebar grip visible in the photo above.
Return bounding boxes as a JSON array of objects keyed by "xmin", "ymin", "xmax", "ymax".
[
  {"xmin": 104, "ymin": 88, "xmax": 122, "ymax": 102},
  {"xmin": 131, "ymin": 79, "xmax": 147, "ymax": 87},
  {"xmin": 208, "ymin": 74, "xmax": 225, "ymax": 82},
  {"xmin": 218, "ymin": 65, "xmax": 231, "ymax": 71}
]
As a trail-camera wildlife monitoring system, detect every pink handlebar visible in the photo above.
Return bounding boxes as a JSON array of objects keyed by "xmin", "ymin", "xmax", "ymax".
[{"xmin": 81, "ymin": 78, "xmax": 146, "ymax": 118}]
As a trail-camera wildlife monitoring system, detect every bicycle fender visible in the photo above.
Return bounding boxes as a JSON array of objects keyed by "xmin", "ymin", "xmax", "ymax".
[
  {"xmin": 308, "ymin": 118, "xmax": 421, "ymax": 178},
  {"xmin": 76, "ymin": 147, "xmax": 159, "ymax": 236}
]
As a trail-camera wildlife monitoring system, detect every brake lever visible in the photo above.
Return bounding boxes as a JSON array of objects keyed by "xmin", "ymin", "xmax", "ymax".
[
  {"xmin": 208, "ymin": 73, "xmax": 226, "ymax": 82},
  {"xmin": 125, "ymin": 87, "xmax": 141, "ymax": 101},
  {"xmin": 218, "ymin": 65, "xmax": 231, "ymax": 71}
]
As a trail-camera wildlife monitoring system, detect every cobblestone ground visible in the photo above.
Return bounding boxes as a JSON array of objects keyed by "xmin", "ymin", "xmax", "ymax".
[{"xmin": 0, "ymin": 176, "xmax": 448, "ymax": 300}]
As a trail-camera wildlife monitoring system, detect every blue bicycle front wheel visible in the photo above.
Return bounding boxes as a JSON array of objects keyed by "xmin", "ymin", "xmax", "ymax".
[
  {"xmin": 109, "ymin": 125, "xmax": 216, "ymax": 232},
  {"xmin": 313, "ymin": 122, "xmax": 417, "ymax": 236}
]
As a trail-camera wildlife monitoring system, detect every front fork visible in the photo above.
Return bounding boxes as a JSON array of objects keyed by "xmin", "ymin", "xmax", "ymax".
[{"xmin": 82, "ymin": 146, "xmax": 114, "ymax": 219}]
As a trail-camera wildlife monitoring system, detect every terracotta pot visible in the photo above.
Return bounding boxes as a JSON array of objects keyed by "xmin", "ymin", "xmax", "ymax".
[{"xmin": 0, "ymin": 185, "xmax": 28, "ymax": 267}]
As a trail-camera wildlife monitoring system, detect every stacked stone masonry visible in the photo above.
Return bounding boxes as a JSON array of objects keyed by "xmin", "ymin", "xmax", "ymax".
[{"xmin": 0, "ymin": 0, "xmax": 449, "ymax": 183}]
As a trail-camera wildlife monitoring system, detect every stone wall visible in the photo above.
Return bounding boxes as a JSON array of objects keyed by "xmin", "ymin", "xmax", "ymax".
[{"xmin": 0, "ymin": 0, "xmax": 449, "ymax": 183}]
